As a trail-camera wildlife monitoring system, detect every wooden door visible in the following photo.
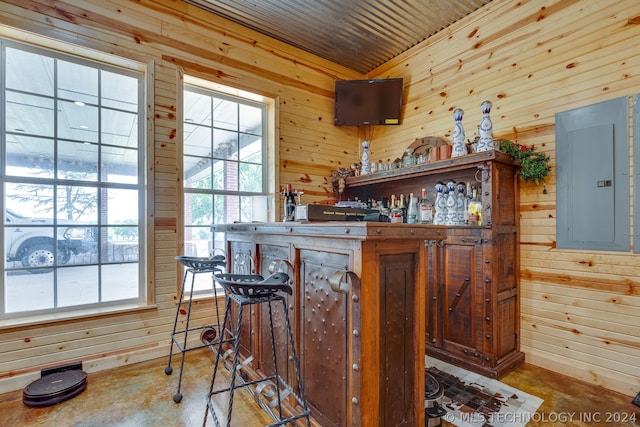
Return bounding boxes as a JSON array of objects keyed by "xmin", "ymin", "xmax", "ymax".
[
  {"xmin": 379, "ymin": 252, "xmax": 416, "ymax": 427},
  {"xmin": 440, "ymin": 233, "xmax": 482, "ymax": 359}
]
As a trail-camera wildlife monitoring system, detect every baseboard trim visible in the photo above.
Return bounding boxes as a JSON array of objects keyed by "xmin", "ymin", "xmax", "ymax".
[{"xmin": 0, "ymin": 345, "xmax": 168, "ymax": 395}]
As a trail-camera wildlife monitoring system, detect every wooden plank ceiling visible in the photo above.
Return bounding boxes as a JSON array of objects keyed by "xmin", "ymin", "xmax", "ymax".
[{"xmin": 183, "ymin": 0, "xmax": 491, "ymax": 74}]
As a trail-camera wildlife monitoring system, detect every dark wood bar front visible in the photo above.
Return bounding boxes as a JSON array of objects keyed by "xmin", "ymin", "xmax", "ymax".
[{"xmin": 213, "ymin": 222, "xmax": 446, "ymax": 427}]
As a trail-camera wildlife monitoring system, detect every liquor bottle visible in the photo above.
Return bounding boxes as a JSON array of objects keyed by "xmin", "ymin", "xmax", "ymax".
[
  {"xmin": 467, "ymin": 186, "xmax": 483, "ymax": 226},
  {"xmin": 456, "ymin": 182, "xmax": 466, "ymax": 225},
  {"xmin": 399, "ymin": 194, "xmax": 407, "ymax": 223},
  {"xmin": 445, "ymin": 180, "xmax": 458, "ymax": 226},
  {"xmin": 379, "ymin": 198, "xmax": 390, "ymax": 219},
  {"xmin": 433, "ymin": 182, "xmax": 447, "ymax": 225},
  {"xmin": 418, "ymin": 188, "xmax": 433, "ymax": 224},
  {"xmin": 406, "ymin": 192, "xmax": 418, "ymax": 224},
  {"xmin": 361, "ymin": 140, "xmax": 371, "ymax": 175},
  {"xmin": 465, "ymin": 182, "xmax": 473, "ymax": 224},
  {"xmin": 389, "ymin": 195, "xmax": 403, "ymax": 223},
  {"xmin": 283, "ymin": 184, "xmax": 296, "ymax": 222},
  {"xmin": 451, "ymin": 108, "xmax": 468, "ymax": 157},
  {"xmin": 477, "ymin": 100, "xmax": 494, "ymax": 152}
]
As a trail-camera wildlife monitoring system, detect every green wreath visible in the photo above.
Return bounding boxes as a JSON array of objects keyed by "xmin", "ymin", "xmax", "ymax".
[{"xmin": 498, "ymin": 140, "xmax": 551, "ymax": 185}]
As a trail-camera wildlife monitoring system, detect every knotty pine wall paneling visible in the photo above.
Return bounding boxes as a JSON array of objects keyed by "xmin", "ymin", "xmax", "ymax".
[
  {"xmin": 369, "ymin": 0, "xmax": 640, "ymax": 397},
  {"xmin": 0, "ymin": 0, "xmax": 359, "ymax": 393}
]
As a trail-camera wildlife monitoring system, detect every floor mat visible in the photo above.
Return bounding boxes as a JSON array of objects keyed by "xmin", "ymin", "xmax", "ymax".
[{"xmin": 426, "ymin": 358, "xmax": 544, "ymax": 427}]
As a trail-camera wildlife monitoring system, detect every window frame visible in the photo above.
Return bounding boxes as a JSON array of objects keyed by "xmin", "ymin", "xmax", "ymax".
[
  {"xmin": 0, "ymin": 36, "xmax": 151, "ymax": 322},
  {"xmin": 180, "ymin": 75, "xmax": 276, "ymax": 295}
]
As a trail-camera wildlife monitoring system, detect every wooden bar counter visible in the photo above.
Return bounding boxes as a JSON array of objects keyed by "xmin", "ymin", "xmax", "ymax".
[{"xmin": 212, "ymin": 222, "xmax": 446, "ymax": 427}]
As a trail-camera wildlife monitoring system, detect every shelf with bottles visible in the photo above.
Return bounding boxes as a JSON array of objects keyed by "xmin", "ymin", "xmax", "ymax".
[
  {"xmin": 345, "ymin": 149, "xmax": 515, "ymax": 188},
  {"xmin": 342, "ymin": 149, "xmax": 519, "ymax": 229}
]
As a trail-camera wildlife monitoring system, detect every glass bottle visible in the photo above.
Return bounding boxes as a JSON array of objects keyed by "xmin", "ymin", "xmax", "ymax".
[
  {"xmin": 399, "ymin": 194, "xmax": 407, "ymax": 223},
  {"xmin": 433, "ymin": 182, "xmax": 447, "ymax": 225},
  {"xmin": 451, "ymin": 108, "xmax": 468, "ymax": 157},
  {"xmin": 379, "ymin": 198, "xmax": 390, "ymax": 219},
  {"xmin": 477, "ymin": 100, "xmax": 494, "ymax": 152},
  {"xmin": 418, "ymin": 188, "xmax": 433, "ymax": 224},
  {"xmin": 389, "ymin": 195, "xmax": 403, "ymax": 223},
  {"xmin": 406, "ymin": 192, "xmax": 418, "ymax": 224},
  {"xmin": 464, "ymin": 182, "xmax": 473, "ymax": 224},
  {"xmin": 445, "ymin": 180, "xmax": 458, "ymax": 226},
  {"xmin": 456, "ymin": 182, "xmax": 466, "ymax": 225},
  {"xmin": 402, "ymin": 149, "xmax": 414, "ymax": 168},
  {"xmin": 467, "ymin": 186, "xmax": 483, "ymax": 226},
  {"xmin": 283, "ymin": 184, "xmax": 296, "ymax": 222},
  {"xmin": 361, "ymin": 140, "xmax": 371, "ymax": 175}
]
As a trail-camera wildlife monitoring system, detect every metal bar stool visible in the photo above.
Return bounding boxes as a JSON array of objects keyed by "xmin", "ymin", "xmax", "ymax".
[
  {"xmin": 204, "ymin": 272, "xmax": 311, "ymax": 427},
  {"xmin": 165, "ymin": 255, "xmax": 226, "ymax": 403}
]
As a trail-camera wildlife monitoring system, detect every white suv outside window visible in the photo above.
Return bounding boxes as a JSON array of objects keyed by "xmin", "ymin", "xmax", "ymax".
[{"xmin": 4, "ymin": 209, "xmax": 97, "ymax": 273}]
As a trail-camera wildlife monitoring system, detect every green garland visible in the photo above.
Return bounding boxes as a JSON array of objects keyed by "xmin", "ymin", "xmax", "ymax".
[{"xmin": 498, "ymin": 140, "xmax": 551, "ymax": 185}]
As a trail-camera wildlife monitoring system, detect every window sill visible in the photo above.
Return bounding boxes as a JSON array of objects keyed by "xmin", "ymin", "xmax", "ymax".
[{"xmin": 0, "ymin": 303, "xmax": 158, "ymax": 332}]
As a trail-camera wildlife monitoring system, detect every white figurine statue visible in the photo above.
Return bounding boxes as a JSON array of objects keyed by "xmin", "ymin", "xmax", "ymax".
[
  {"xmin": 361, "ymin": 140, "xmax": 371, "ymax": 175},
  {"xmin": 445, "ymin": 180, "xmax": 458, "ymax": 226},
  {"xmin": 477, "ymin": 100, "xmax": 494, "ymax": 152},
  {"xmin": 456, "ymin": 182, "xmax": 466, "ymax": 225},
  {"xmin": 433, "ymin": 182, "xmax": 447, "ymax": 225},
  {"xmin": 451, "ymin": 108, "xmax": 468, "ymax": 157}
]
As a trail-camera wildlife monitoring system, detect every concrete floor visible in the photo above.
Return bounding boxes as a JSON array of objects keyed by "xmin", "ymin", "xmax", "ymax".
[{"xmin": 0, "ymin": 348, "xmax": 638, "ymax": 426}]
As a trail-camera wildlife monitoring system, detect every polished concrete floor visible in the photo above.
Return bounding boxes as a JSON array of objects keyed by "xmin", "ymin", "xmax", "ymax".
[{"xmin": 1, "ymin": 348, "xmax": 638, "ymax": 426}]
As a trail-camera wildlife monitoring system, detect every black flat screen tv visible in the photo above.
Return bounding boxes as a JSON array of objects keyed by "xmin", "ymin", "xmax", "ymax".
[{"xmin": 334, "ymin": 78, "xmax": 403, "ymax": 126}]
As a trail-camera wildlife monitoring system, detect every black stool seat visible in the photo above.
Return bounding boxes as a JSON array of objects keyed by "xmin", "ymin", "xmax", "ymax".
[
  {"xmin": 204, "ymin": 272, "xmax": 311, "ymax": 427},
  {"xmin": 165, "ymin": 255, "xmax": 226, "ymax": 403},
  {"xmin": 212, "ymin": 273, "xmax": 292, "ymax": 297},
  {"xmin": 176, "ymin": 255, "xmax": 226, "ymax": 271}
]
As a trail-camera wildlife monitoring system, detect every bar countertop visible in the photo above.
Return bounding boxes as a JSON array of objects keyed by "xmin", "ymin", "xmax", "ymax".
[{"xmin": 212, "ymin": 221, "xmax": 448, "ymax": 240}]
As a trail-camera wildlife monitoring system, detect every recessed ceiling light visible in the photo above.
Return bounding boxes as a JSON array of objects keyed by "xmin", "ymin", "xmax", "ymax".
[
  {"xmin": 185, "ymin": 118, "xmax": 194, "ymax": 123},
  {"xmin": 79, "ymin": 125, "xmax": 89, "ymax": 129},
  {"xmin": 74, "ymin": 101, "xmax": 86, "ymax": 106}
]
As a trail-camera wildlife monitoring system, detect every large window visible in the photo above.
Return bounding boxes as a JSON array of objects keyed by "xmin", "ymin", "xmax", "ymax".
[
  {"xmin": 1, "ymin": 40, "xmax": 145, "ymax": 317},
  {"xmin": 183, "ymin": 83, "xmax": 267, "ymax": 291}
]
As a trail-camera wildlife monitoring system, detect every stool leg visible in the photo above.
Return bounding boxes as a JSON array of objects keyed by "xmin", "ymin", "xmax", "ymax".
[
  {"xmin": 166, "ymin": 268, "xmax": 190, "ymax": 376},
  {"xmin": 267, "ymin": 299, "xmax": 285, "ymax": 420},
  {"xmin": 203, "ymin": 295, "xmax": 232, "ymax": 427},
  {"xmin": 224, "ymin": 300, "xmax": 245, "ymax": 427},
  {"xmin": 281, "ymin": 297, "xmax": 311, "ymax": 426},
  {"xmin": 172, "ymin": 269, "xmax": 198, "ymax": 403},
  {"xmin": 212, "ymin": 274, "xmax": 222, "ymax": 337}
]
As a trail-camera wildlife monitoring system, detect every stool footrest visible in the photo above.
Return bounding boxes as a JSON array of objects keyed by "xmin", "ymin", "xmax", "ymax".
[
  {"xmin": 206, "ymin": 370, "xmax": 311, "ymax": 427},
  {"xmin": 205, "ymin": 271, "xmax": 310, "ymax": 427},
  {"xmin": 170, "ymin": 324, "xmax": 223, "ymax": 353}
]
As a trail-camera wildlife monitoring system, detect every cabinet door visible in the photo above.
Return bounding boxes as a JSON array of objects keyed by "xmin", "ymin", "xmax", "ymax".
[
  {"xmin": 483, "ymin": 233, "xmax": 518, "ymax": 360},
  {"xmin": 298, "ymin": 248, "xmax": 352, "ymax": 427},
  {"xmin": 440, "ymin": 235, "xmax": 482, "ymax": 358},
  {"xmin": 425, "ymin": 240, "xmax": 442, "ymax": 348},
  {"xmin": 379, "ymin": 251, "xmax": 417, "ymax": 427}
]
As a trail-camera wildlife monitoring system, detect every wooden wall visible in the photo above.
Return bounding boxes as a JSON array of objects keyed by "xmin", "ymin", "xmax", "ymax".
[
  {"xmin": 0, "ymin": 0, "xmax": 639, "ymax": 400},
  {"xmin": 370, "ymin": 0, "xmax": 640, "ymax": 397},
  {"xmin": 0, "ymin": 0, "xmax": 359, "ymax": 393}
]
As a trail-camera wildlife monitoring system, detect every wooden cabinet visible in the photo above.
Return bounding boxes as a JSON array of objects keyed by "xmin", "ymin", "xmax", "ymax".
[
  {"xmin": 215, "ymin": 223, "xmax": 445, "ymax": 427},
  {"xmin": 344, "ymin": 150, "xmax": 525, "ymax": 378}
]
